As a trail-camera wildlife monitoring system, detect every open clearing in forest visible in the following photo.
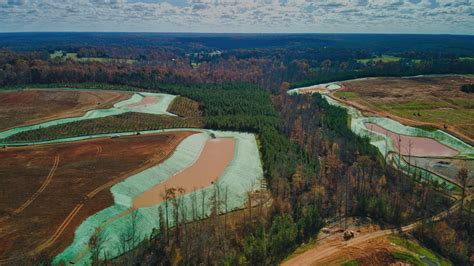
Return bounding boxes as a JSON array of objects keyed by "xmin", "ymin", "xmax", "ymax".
[
  {"xmin": 0, "ymin": 89, "xmax": 131, "ymax": 131},
  {"xmin": 283, "ymin": 219, "xmax": 450, "ymax": 266},
  {"xmin": 0, "ymin": 131, "xmax": 194, "ymax": 261},
  {"xmin": 356, "ymin": 55, "xmax": 402, "ymax": 64},
  {"xmin": 334, "ymin": 75, "xmax": 474, "ymax": 144},
  {"xmin": 50, "ymin": 51, "xmax": 136, "ymax": 64}
]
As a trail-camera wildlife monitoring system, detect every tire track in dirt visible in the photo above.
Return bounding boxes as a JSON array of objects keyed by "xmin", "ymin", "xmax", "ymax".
[
  {"xmin": 282, "ymin": 203, "xmax": 459, "ymax": 266},
  {"xmin": 30, "ymin": 203, "xmax": 84, "ymax": 256},
  {"xmin": 13, "ymin": 155, "xmax": 60, "ymax": 215},
  {"xmin": 0, "ymin": 132, "xmax": 194, "ymax": 264}
]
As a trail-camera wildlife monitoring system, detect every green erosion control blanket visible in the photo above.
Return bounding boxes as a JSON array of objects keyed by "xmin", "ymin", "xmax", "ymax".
[
  {"xmin": 392, "ymin": 154, "xmax": 460, "ymax": 192},
  {"xmin": 287, "ymin": 82, "xmax": 341, "ymax": 95},
  {"xmin": 54, "ymin": 130, "xmax": 263, "ymax": 265},
  {"xmin": 324, "ymin": 95, "xmax": 471, "ymax": 191},
  {"xmin": 0, "ymin": 92, "xmax": 176, "ymax": 140},
  {"xmin": 323, "ymin": 96, "xmax": 474, "ymax": 158}
]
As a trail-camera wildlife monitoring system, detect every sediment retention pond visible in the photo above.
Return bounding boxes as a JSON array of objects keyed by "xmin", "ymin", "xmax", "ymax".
[
  {"xmin": 288, "ymin": 77, "xmax": 474, "ymax": 193},
  {"xmin": 0, "ymin": 89, "xmax": 264, "ymax": 265}
]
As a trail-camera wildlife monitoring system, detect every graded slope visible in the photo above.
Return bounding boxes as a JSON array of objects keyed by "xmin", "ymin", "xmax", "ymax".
[
  {"xmin": 335, "ymin": 75, "xmax": 474, "ymax": 144},
  {"xmin": 0, "ymin": 89, "xmax": 131, "ymax": 131},
  {"xmin": 289, "ymin": 77, "xmax": 474, "ymax": 194},
  {"xmin": 134, "ymin": 138, "xmax": 235, "ymax": 208},
  {"xmin": 55, "ymin": 130, "xmax": 264, "ymax": 265},
  {"xmin": 0, "ymin": 131, "xmax": 194, "ymax": 263},
  {"xmin": 0, "ymin": 91, "xmax": 177, "ymax": 140}
]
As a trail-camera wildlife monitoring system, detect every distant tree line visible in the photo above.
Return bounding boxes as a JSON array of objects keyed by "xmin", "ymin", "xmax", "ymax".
[
  {"xmin": 2, "ymin": 48, "xmax": 474, "ymax": 94},
  {"xmin": 460, "ymin": 83, "xmax": 474, "ymax": 93}
]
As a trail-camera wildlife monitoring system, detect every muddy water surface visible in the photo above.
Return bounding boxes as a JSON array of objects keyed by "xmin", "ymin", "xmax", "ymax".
[{"xmin": 133, "ymin": 138, "xmax": 235, "ymax": 208}]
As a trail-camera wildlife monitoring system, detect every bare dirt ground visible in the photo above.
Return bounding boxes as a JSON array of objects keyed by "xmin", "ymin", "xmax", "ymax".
[
  {"xmin": 334, "ymin": 75, "xmax": 474, "ymax": 144},
  {"xmin": 312, "ymin": 234, "xmax": 406, "ymax": 266},
  {"xmin": 282, "ymin": 221, "xmax": 415, "ymax": 266},
  {"xmin": 283, "ymin": 204, "xmax": 458, "ymax": 266},
  {"xmin": 282, "ymin": 219, "xmax": 393, "ymax": 266},
  {"xmin": 134, "ymin": 138, "xmax": 235, "ymax": 208},
  {"xmin": 0, "ymin": 89, "xmax": 131, "ymax": 131},
  {"xmin": 365, "ymin": 122, "xmax": 459, "ymax": 157},
  {"xmin": 0, "ymin": 131, "xmax": 195, "ymax": 263}
]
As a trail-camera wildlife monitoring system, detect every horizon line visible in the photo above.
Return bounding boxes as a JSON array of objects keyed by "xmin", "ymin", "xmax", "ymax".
[{"xmin": 0, "ymin": 31, "xmax": 473, "ymax": 36}]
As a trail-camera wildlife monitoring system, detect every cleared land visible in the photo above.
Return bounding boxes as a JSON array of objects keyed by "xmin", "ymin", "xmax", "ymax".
[
  {"xmin": 134, "ymin": 138, "xmax": 235, "ymax": 208},
  {"xmin": 365, "ymin": 123, "xmax": 459, "ymax": 157},
  {"xmin": 4, "ymin": 112, "xmax": 204, "ymax": 143},
  {"xmin": 356, "ymin": 55, "xmax": 401, "ymax": 64},
  {"xmin": 334, "ymin": 75, "xmax": 474, "ymax": 144},
  {"xmin": 0, "ymin": 89, "xmax": 130, "ymax": 131},
  {"xmin": 283, "ymin": 219, "xmax": 451, "ymax": 266},
  {"xmin": 0, "ymin": 132, "xmax": 194, "ymax": 262},
  {"xmin": 50, "ymin": 51, "xmax": 136, "ymax": 64}
]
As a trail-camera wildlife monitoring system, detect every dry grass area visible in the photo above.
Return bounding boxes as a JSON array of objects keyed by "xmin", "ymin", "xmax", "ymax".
[
  {"xmin": 334, "ymin": 75, "xmax": 474, "ymax": 144},
  {"xmin": 0, "ymin": 89, "xmax": 131, "ymax": 131},
  {"xmin": 0, "ymin": 131, "xmax": 195, "ymax": 263}
]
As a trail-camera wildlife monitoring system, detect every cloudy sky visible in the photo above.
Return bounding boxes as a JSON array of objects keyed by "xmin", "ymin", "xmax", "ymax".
[{"xmin": 1, "ymin": 0, "xmax": 473, "ymax": 34}]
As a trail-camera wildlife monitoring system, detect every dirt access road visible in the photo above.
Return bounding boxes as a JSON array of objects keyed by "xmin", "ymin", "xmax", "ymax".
[
  {"xmin": 282, "ymin": 204, "xmax": 458, "ymax": 266},
  {"xmin": 0, "ymin": 131, "xmax": 195, "ymax": 263}
]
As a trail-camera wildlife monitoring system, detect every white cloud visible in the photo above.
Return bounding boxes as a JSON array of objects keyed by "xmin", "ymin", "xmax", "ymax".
[{"xmin": 0, "ymin": 0, "xmax": 472, "ymax": 33}]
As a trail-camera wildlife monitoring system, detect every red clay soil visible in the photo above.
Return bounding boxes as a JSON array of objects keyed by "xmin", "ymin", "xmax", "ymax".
[
  {"xmin": 0, "ymin": 131, "xmax": 196, "ymax": 263},
  {"xmin": 364, "ymin": 122, "xmax": 459, "ymax": 157},
  {"xmin": 134, "ymin": 138, "xmax": 235, "ymax": 208},
  {"xmin": 313, "ymin": 236, "xmax": 402, "ymax": 266},
  {"xmin": 0, "ymin": 89, "xmax": 131, "ymax": 131},
  {"xmin": 124, "ymin": 96, "xmax": 159, "ymax": 109}
]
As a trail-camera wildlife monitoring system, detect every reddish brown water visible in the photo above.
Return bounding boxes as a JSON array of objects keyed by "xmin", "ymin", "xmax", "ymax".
[
  {"xmin": 364, "ymin": 123, "xmax": 458, "ymax": 157},
  {"xmin": 133, "ymin": 138, "xmax": 235, "ymax": 208}
]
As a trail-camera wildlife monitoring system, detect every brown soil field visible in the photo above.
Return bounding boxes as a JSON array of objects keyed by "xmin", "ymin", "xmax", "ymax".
[
  {"xmin": 134, "ymin": 138, "xmax": 235, "ymax": 208},
  {"xmin": 334, "ymin": 75, "xmax": 474, "ymax": 144},
  {"xmin": 312, "ymin": 235, "xmax": 407, "ymax": 265},
  {"xmin": 365, "ymin": 122, "xmax": 459, "ymax": 157},
  {"xmin": 0, "ymin": 89, "xmax": 131, "ymax": 131},
  {"xmin": 0, "ymin": 131, "xmax": 195, "ymax": 263}
]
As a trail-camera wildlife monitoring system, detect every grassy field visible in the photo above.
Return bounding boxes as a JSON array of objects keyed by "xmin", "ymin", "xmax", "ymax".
[
  {"xmin": 356, "ymin": 55, "xmax": 402, "ymax": 64},
  {"xmin": 388, "ymin": 235, "xmax": 451, "ymax": 266},
  {"xmin": 337, "ymin": 75, "xmax": 474, "ymax": 143},
  {"xmin": 50, "ymin": 51, "xmax": 136, "ymax": 64},
  {"xmin": 333, "ymin": 91, "xmax": 360, "ymax": 99}
]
